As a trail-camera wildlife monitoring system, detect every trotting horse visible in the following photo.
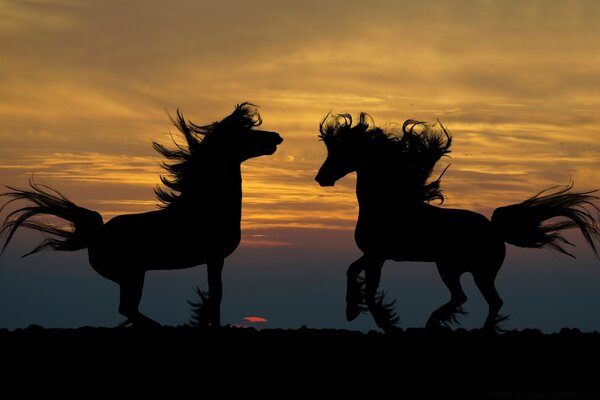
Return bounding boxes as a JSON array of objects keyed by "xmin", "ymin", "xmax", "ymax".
[
  {"xmin": 1, "ymin": 103, "xmax": 283, "ymax": 328},
  {"xmin": 315, "ymin": 112, "xmax": 600, "ymax": 332}
]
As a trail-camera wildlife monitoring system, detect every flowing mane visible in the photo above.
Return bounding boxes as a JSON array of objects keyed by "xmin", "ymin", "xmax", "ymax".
[
  {"xmin": 153, "ymin": 102, "xmax": 262, "ymax": 205},
  {"xmin": 319, "ymin": 112, "xmax": 452, "ymax": 203}
]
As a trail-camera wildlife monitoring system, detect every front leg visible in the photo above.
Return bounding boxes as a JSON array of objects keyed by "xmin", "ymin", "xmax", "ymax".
[
  {"xmin": 364, "ymin": 259, "xmax": 398, "ymax": 333},
  {"xmin": 364, "ymin": 260, "xmax": 383, "ymax": 309},
  {"xmin": 346, "ymin": 255, "xmax": 368, "ymax": 321},
  {"xmin": 207, "ymin": 259, "xmax": 224, "ymax": 327}
]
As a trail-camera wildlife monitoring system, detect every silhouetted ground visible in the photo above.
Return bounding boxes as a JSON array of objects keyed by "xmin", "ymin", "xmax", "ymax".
[{"xmin": 1, "ymin": 326, "xmax": 599, "ymax": 398}]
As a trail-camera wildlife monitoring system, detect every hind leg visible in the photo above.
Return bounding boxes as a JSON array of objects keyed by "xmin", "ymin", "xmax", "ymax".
[
  {"xmin": 426, "ymin": 264, "xmax": 468, "ymax": 329},
  {"xmin": 473, "ymin": 271, "xmax": 505, "ymax": 332},
  {"xmin": 118, "ymin": 272, "xmax": 160, "ymax": 328}
]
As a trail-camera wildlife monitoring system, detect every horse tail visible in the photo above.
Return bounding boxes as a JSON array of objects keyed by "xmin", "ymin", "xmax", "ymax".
[
  {"xmin": 0, "ymin": 180, "xmax": 104, "ymax": 257},
  {"xmin": 491, "ymin": 183, "xmax": 600, "ymax": 258}
]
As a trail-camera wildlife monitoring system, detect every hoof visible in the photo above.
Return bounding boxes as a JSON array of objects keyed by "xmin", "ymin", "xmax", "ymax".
[
  {"xmin": 346, "ymin": 304, "xmax": 361, "ymax": 321},
  {"xmin": 135, "ymin": 318, "xmax": 161, "ymax": 329},
  {"xmin": 124, "ymin": 313, "xmax": 162, "ymax": 329},
  {"xmin": 481, "ymin": 314, "xmax": 510, "ymax": 334},
  {"xmin": 382, "ymin": 324, "xmax": 402, "ymax": 335},
  {"xmin": 425, "ymin": 322, "xmax": 452, "ymax": 333},
  {"xmin": 480, "ymin": 325, "xmax": 500, "ymax": 335},
  {"xmin": 117, "ymin": 319, "xmax": 132, "ymax": 328},
  {"xmin": 346, "ymin": 296, "xmax": 367, "ymax": 321},
  {"xmin": 425, "ymin": 319, "xmax": 440, "ymax": 330}
]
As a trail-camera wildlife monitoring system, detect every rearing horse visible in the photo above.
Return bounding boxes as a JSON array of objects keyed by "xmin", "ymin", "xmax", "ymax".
[
  {"xmin": 316, "ymin": 112, "xmax": 600, "ymax": 332},
  {"xmin": 1, "ymin": 103, "xmax": 283, "ymax": 328}
]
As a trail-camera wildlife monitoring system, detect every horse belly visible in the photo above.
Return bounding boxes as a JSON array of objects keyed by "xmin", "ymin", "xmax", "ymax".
[
  {"xmin": 354, "ymin": 209, "xmax": 501, "ymax": 263},
  {"xmin": 386, "ymin": 238, "xmax": 437, "ymax": 262},
  {"xmin": 355, "ymin": 221, "xmax": 435, "ymax": 262}
]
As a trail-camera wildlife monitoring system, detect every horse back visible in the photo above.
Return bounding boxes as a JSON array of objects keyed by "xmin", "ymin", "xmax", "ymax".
[
  {"xmin": 355, "ymin": 204, "xmax": 504, "ymax": 264},
  {"xmin": 87, "ymin": 209, "xmax": 241, "ymax": 274}
]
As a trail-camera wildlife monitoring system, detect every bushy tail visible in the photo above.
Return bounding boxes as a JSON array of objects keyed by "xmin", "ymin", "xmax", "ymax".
[
  {"xmin": 491, "ymin": 183, "xmax": 600, "ymax": 258},
  {"xmin": 0, "ymin": 181, "xmax": 103, "ymax": 257}
]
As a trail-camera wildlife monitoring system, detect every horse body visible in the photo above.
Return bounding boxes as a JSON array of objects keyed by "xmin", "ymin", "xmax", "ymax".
[
  {"xmin": 317, "ymin": 112, "xmax": 599, "ymax": 332},
  {"xmin": 89, "ymin": 170, "xmax": 243, "ymax": 273},
  {"xmin": 1, "ymin": 103, "xmax": 282, "ymax": 328},
  {"xmin": 356, "ymin": 203, "xmax": 504, "ymax": 265},
  {"xmin": 355, "ymin": 165, "xmax": 505, "ymax": 264},
  {"xmin": 89, "ymin": 208, "xmax": 238, "ymax": 272}
]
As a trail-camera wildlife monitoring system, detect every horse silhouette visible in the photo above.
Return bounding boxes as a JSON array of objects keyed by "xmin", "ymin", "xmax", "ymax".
[
  {"xmin": 315, "ymin": 112, "xmax": 600, "ymax": 332},
  {"xmin": 1, "ymin": 103, "xmax": 283, "ymax": 328}
]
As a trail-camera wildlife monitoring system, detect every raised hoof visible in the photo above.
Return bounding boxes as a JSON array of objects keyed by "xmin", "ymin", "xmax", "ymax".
[{"xmin": 346, "ymin": 304, "xmax": 361, "ymax": 321}]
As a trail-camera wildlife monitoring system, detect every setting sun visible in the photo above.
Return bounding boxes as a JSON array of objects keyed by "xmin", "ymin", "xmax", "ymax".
[{"xmin": 243, "ymin": 316, "xmax": 268, "ymax": 323}]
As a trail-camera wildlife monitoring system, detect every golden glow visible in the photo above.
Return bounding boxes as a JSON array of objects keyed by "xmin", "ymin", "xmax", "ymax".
[{"xmin": 1, "ymin": 1, "xmax": 599, "ymax": 248}]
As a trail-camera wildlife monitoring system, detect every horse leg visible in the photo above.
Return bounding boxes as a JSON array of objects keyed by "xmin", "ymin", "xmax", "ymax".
[
  {"xmin": 426, "ymin": 264, "xmax": 467, "ymax": 329},
  {"xmin": 207, "ymin": 259, "xmax": 224, "ymax": 327},
  {"xmin": 473, "ymin": 271, "xmax": 505, "ymax": 332},
  {"xmin": 346, "ymin": 255, "xmax": 367, "ymax": 321},
  {"xmin": 364, "ymin": 260, "xmax": 398, "ymax": 333},
  {"xmin": 118, "ymin": 272, "xmax": 160, "ymax": 328}
]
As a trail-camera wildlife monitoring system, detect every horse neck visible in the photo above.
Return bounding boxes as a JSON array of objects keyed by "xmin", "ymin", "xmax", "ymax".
[
  {"xmin": 168, "ymin": 162, "xmax": 242, "ymax": 214},
  {"xmin": 356, "ymin": 154, "xmax": 418, "ymax": 212}
]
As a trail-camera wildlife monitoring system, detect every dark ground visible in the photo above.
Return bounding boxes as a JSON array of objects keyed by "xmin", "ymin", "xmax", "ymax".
[{"xmin": 1, "ymin": 326, "xmax": 599, "ymax": 398}]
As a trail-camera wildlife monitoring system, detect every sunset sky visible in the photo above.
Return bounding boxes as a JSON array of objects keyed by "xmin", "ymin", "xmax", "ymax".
[{"xmin": 1, "ymin": 0, "xmax": 600, "ymax": 331}]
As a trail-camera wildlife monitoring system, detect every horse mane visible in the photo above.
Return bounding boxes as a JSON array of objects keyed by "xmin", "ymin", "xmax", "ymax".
[
  {"xmin": 153, "ymin": 102, "xmax": 262, "ymax": 206},
  {"xmin": 319, "ymin": 112, "xmax": 452, "ymax": 203}
]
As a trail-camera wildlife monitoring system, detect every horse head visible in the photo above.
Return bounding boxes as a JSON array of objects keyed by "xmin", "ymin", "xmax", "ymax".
[
  {"xmin": 315, "ymin": 112, "xmax": 374, "ymax": 187},
  {"xmin": 237, "ymin": 127, "xmax": 283, "ymax": 161},
  {"xmin": 177, "ymin": 102, "xmax": 282, "ymax": 163},
  {"xmin": 215, "ymin": 102, "xmax": 282, "ymax": 161},
  {"xmin": 153, "ymin": 102, "xmax": 282, "ymax": 205}
]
